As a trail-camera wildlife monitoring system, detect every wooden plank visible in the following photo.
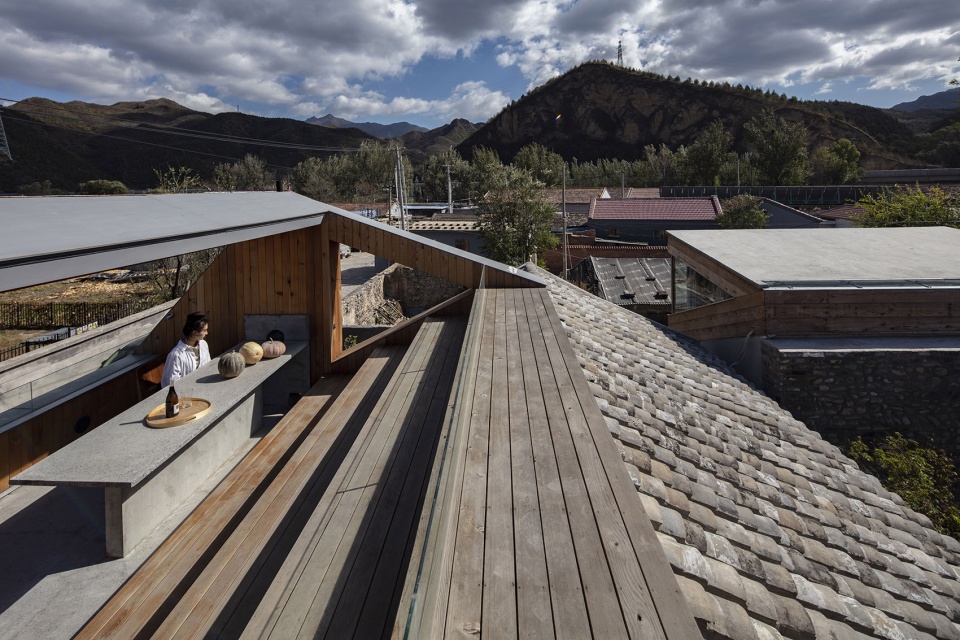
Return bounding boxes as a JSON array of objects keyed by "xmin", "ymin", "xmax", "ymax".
[
  {"xmin": 274, "ymin": 234, "xmax": 285, "ymax": 312},
  {"xmin": 764, "ymin": 288, "xmax": 960, "ymax": 306},
  {"xmin": 669, "ymin": 291, "xmax": 765, "ymax": 323},
  {"xmin": 75, "ymin": 368, "xmax": 360, "ymax": 639},
  {"xmin": 146, "ymin": 348, "xmax": 407, "ymax": 639},
  {"xmin": 445, "ymin": 290, "xmax": 495, "ymax": 639},
  {"xmin": 504, "ymin": 289, "xmax": 552, "ymax": 639},
  {"xmin": 516, "ymin": 288, "xmax": 592, "ymax": 640},
  {"xmin": 339, "ymin": 319, "xmax": 467, "ymax": 639},
  {"xmin": 535, "ymin": 288, "xmax": 702, "ymax": 639},
  {"xmin": 768, "ymin": 314, "xmax": 960, "ymax": 336},
  {"xmin": 481, "ymin": 289, "xmax": 518, "ymax": 640},
  {"xmin": 246, "ymin": 325, "xmax": 440, "ymax": 639},
  {"xmin": 522, "ymin": 290, "xmax": 632, "ymax": 640},
  {"xmin": 765, "ymin": 301, "xmax": 960, "ymax": 320},
  {"xmin": 390, "ymin": 296, "xmax": 483, "ymax": 638}
]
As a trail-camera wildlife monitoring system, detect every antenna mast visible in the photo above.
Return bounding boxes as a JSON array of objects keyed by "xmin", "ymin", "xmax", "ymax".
[
  {"xmin": 616, "ymin": 40, "xmax": 624, "ymax": 67},
  {"xmin": 0, "ymin": 107, "xmax": 12, "ymax": 162}
]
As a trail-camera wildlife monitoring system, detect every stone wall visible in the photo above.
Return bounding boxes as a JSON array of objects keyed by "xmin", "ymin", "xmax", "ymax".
[
  {"xmin": 762, "ymin": 341, "xmax": 960, "ymax": 458},
  {"xmin": 382, "ymin": 265, "xmax": 466, "ymax": 316},
  {"xmin": 341, "ymin": 263, "xmax": 466, "ymax": 326}
]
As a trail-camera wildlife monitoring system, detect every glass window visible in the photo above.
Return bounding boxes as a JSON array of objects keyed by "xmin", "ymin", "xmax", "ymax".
[{"xmin": 673, "ymin": 260, "xmax": 732, "ymax": 311}]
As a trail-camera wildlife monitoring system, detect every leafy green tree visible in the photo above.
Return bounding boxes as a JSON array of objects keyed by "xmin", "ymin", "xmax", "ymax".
[
  {"xmin": 78, "ymin": 179, "xmax": 128, "ymax": 194},
  {"xmin": 477, "ymin": 169, "xmax": 557, "ymax": 266},
  {"xmin": 810, "ymin": 138, "xmax": 864, "ymax": 184},
  {"xmin": 849, "ymin": 434, "xmax": 960, "ymax": 540},
  {"xmin": 639, "ymin": 144, "xmax": 678, "ymax": 186},
  {"xmin": 291, "ymin": 156, "xmax": 339, "ymax": 202},
  {"xmin": 152, "ymin": 165, "xmax": 204, "ymax": 193},
  {"xmin": 676, "ymin": 120, "xmax": 733, "ymax": 185},
  {"xmin": 716, "ymin": 194, "xmax": 769, "ymax": 229},
  {"xmin": 467, "ymin": 146, "xmax": 508, "ymax": 202},
  {"xmin": 855, "ymin": 185, "xmax": 960, "ymax": 228},
  {"xmin": 512, "ymin": 142, "xmax": 565, "ymax": 187},
  {"xmin": 213, "ymin": 154, "xmax": 275, "ymax": 191},
  {"xmin": 744, "ymin": 110, "xmax": 809, "ymax": 185},
  {"xmin": 422, "ymin": 150, "xmax": 470, "ymax": 202}
]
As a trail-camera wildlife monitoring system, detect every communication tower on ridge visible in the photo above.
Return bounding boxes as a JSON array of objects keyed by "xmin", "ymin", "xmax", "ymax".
[
  {"xmin": 0, "ymin": 106, "xmax": 12, "ymax": 162},
  {"xmin": 616, "ymin": 40, "xmax": 623, "ymax": 67}
]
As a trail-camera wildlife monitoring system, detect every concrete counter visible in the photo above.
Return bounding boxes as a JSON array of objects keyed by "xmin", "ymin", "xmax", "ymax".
[{"xmin": 12, "ymin": 341, "xmax": 308, "ymax": 556}]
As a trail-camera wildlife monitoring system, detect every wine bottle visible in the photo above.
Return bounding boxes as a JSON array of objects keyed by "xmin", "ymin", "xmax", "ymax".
[{"xmin": 165, "ymin": 385, "xmax": 180, "ymax": 418}]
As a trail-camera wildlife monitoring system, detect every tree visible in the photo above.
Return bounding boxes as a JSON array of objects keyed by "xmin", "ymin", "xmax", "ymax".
[
  {"xmin": 467, "ymin": 146, "xmax": 508, "ymax": 202},
  {"xmin": 477, "ymin": 169, "xmax": 558, "ymax": 266},
  {"xmin": 422, "ymin": 150, "xmax": 470, "ymax": 202},
  {"xmin": 78, "ymin": 179, "xmax": 128, "ymax": 195},
  {"xmin": 716, "ymin": 194, "xmax": 769, "ymax": 229},
  {"xmin": 152, "ymin": 165, "xmax": 204, "ymax": 193},
  {"xmin": 676, "ymin": 120, "xmax": 733, "ymax": 185},
  {"xmin": 855, "ymin": 185, "xmax": 960, "ymax": 228},
  {"xmin": 810, "ymin": 138, "xmax": 864, "ymax": 184},
  {"xmin": 291, "ymin": 156, "xmax": 339, "ymax": 202},
  {"xmin": 512, "ymin": 142, "xmax": 565, "ymax": 187},
  {"xmin": 744, "ymin": 110, "xmax": 809, "ymax": 185},
  {"xmin": 213, "ymin": 154, "xmax": 275, "ymax": 191},
  {"xmin": 849, "ymin": 434, "xmax": 960, "ymax": 539}
]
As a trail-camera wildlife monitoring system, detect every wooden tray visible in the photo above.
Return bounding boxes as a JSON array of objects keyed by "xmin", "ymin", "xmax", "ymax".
[{"xmin": 145, "ymin": 398, "xmax": 212, "ymax": 429}]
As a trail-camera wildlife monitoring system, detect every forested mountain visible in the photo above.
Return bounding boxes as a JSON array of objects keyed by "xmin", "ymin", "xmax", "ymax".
[
  {"xmin": 305, "ymin": 114, "xmax": 427, "ymax": 139},
  {"xmin": 456, "ymin": 61, "xmax": 935, "ymax": 170}
]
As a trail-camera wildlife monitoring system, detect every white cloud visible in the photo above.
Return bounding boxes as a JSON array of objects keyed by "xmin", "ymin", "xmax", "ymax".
[{"xmin": 0, "ymin": 0, "xmax": 957, "ymax": 125}]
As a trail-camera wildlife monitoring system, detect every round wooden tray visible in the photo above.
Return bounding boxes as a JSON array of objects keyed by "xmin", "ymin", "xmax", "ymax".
[{"xmin": 145, "ymin": 398, "xmax": 212, "ymax": 429}]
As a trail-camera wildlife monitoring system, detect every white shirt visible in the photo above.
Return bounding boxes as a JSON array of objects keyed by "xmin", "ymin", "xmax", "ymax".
[{"xmin": 160, "ymin": 339, "xmax": 211, "ymax": 387}]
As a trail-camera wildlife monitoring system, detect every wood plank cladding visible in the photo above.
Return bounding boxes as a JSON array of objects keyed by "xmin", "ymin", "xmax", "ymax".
[
  {"xmin": 670, "ymin": 287, "xmax": 960, "ymax": 340},
  {"xmin": 765, "ymin": 287, "xmax": 960, "ymax": 336},
  {"xmin": 669, "ymin": 292, "xmax": 766, "ymax": 341},
  {"xmin": 324, "ymin": 212, "xmax": 539, "ymax": 289}
]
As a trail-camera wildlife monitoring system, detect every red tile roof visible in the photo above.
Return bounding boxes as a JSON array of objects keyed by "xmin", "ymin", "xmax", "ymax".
[{"xmin": 590, "ymin": 197, "xmax": 720, "ymax": 221}]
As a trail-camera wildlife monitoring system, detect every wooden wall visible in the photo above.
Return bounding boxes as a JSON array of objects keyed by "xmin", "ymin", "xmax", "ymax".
[
  {"xmin": 764, "ymin": 288, "xmax": 960, "ymax": 336},
  {"xmin": 668, "ymin": 292, "xmax": 766, "ymax": 341},
  {"xmin": 137, "ymin": 226, "xmax": 340, "ymax": 383},
  {"xmin": 670, "ymin": 288, "xmax": 960, "ymax": 341}
]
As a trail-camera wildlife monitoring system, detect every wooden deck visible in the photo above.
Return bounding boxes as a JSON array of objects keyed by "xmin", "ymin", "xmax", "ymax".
[
  {"xmin": 78, "ymin": 286, "xmax": 697, "ymax": 639},
  {"xmin": 397, "ymin": 287, "xmax": 699, "ymax": 639}
]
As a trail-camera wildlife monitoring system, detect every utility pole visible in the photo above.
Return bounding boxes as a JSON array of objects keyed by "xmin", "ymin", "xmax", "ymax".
[
  {"xmin": 0, "ymin": 107, "xmax": 12, "ymax": 162},
  {"xmin": 562, "ymin": 165, "xmax": 569, "ymax": 280},
  {"xmin": 446, "ymin": 163, "xmax": 453, "ymax": 215}
]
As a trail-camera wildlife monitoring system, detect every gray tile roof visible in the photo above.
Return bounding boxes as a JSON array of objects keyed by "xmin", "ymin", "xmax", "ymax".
[
  {"xmin": 529, "ymin": 266, "xmax": 960, "ymax": 640},
  {"xmin": 589, "ymin": 257, "xmax": 671, "ymax": 308}
]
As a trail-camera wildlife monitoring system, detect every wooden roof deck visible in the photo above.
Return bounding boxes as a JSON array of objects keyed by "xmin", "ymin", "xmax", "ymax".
[{"xmin": 398, "ymin": 286, "xmax": 699, "ymax": 639}]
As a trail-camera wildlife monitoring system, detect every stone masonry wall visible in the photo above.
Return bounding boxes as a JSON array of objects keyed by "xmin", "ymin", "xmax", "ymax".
[
  {"xmin": 341, "ymin": 263, "xmax": 466, "ymax": 326},
  {"xmin": 762, "ymin": 342, "xmax": 960, "ymax": 459},
  {"xmin": 382, "ymin": 266, "xmax": 465, "ymax": 316}
]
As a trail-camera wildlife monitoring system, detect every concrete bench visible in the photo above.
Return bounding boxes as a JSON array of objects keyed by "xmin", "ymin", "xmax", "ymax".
[{"xmin": 11, "ymin": 340, "xmax": 309, "ymax": 557}]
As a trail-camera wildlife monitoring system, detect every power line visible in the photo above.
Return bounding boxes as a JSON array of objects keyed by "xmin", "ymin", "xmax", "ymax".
[{"xmin": 0, "ymin": 97, "xmax": 395, "ymax": 166}]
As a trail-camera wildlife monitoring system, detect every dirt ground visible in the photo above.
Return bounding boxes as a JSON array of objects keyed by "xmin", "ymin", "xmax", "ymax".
[
  {"xmin": 0, "ymin": 278, "xmax": 154, "ymax": 304},
  {"xmin": 0, "ymin": 329, "xmax": 48, "ymax": 351}
]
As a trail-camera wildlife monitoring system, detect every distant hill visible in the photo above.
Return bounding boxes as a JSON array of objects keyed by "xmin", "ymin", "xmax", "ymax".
[
  {"xmin": 892, "ymin": 88, "xmax": 960, "ymax": 112},
  {"xmin": 305, "ymin": 114, "xmax": 428, "ymax": 139},
  {"xmin": 456, "ymin": 61, "xmax": 920, "ymax": 170},
  {"xmin": 399, "ymin": 118, "xmax": 480, "ymax": 164},
  {"xmin": 0, "ymin": 98, "xmax": 376, "ymax": 192}
]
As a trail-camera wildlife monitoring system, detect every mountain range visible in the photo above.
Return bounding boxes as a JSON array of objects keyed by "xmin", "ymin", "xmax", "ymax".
[
  {"xmin": 305, "ymin": 114, "xmax": 428, "ymax": 139},
  {"xmin": 892, "ymin": 88, "xmax": 960, "ymax": 112},
  {"xmin": 1, "ymin": 63, "xmax": 957, "ymax": 192}
]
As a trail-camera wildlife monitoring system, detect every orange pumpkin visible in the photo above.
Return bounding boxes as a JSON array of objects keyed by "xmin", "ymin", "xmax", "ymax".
[
  {"xmin": 239, "ymin": 341, "xmax": 264, "ymax": 365},
  {"xmin": 261, "ymin": 338, "xmax": 287, "ymax": 359}
]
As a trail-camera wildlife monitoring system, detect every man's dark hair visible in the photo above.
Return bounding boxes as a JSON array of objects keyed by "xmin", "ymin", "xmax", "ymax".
[{"xmin": 182, "ymin": 312, "xmax": 208, "ymax": 338}]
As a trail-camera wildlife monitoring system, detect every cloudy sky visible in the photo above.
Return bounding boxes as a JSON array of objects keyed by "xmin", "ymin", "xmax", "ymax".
[{"xmin": 0, "ymin": 0, "xmax": 957, "ymax": 129}]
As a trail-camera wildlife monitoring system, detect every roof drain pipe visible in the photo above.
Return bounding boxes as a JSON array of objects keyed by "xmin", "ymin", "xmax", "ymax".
[{"xmin": 730, "ymin": 329, "xmax": 755, "ymax": 368}]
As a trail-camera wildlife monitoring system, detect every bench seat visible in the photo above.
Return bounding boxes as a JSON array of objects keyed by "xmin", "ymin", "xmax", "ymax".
[{"xmin": 77, "ymin": 317, "xmax": 466, "ymax": 639}]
